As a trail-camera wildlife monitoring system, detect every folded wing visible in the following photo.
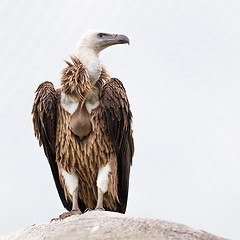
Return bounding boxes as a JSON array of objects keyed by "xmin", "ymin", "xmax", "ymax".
[
  {"xmin": 32, "ymin": 81, "xmax": 72, "ymax": 211},
  {"xmin": 102, "ymin": 78, "xmax": 134, "ymax": 213}
]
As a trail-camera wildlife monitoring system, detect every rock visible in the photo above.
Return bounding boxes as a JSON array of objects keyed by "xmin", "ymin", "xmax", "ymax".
[{"xmin": 0, "ymin": 211, "xmax": 228, "ymax": 240}]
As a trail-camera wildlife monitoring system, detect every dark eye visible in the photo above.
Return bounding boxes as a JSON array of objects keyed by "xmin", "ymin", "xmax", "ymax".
[{"xmin": 98, "ymin": 33, "xmax": 106, "ymax": 38}]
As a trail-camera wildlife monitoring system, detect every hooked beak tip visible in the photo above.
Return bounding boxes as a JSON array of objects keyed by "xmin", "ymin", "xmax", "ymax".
[{"xmin": 114, "ymin": 34, "xmax": 130, "ymax": 45}]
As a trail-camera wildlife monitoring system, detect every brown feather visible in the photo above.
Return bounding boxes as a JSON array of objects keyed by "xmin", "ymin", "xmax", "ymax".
[
  {"xmin": 102, "ymin": 78, "xmax": 134, "ymax": 212},
  {"xmin": 32, "ymin": 82, "xmax": 73, "ymax": 211},
  {"xmin": 55, "ymin": 96, "xmax": 119, "ymax": 210},
  {"xmin": 32, "ymin": 56, "xmax": 134, "ymax": 213},
  {"xmin": 61, "ymin": 55, "xmax": 91, "ymax": 102}
]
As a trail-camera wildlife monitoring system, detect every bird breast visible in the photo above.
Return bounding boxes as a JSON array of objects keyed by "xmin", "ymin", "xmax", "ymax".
[{"xmin": 70, "ymin": 103, "xmax": 92, "ymax": 138}]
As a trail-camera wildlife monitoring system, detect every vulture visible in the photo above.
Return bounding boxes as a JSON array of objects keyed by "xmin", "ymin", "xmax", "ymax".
[{"xmin": 32, "ymin": 30, "xmax": 134, "ymax": 219}]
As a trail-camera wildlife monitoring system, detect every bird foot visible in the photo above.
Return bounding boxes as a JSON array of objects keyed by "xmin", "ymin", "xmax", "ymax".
[
  {"xmin": 50, "ymin": 217, "xmax": 60, "ymax": 222},
  {"xmin": 82, "ymin": 207, "xmax": 104, "ymax": 214},
  {"xmin": 59, "ymin": 209, "xmax": 82, "ymax": 220},
  {"xmin": 84, "ymin": 208, "xmax": 92, "ymax": 213},
  {"xmin": 94, "ymin": 207, "xmax": 105, "ymax": 211}
]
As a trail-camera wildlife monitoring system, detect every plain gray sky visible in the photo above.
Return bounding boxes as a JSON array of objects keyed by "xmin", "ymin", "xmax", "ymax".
[{"xmin": 0, "ymin": 0, "xmax": 240, "ymax": 239}]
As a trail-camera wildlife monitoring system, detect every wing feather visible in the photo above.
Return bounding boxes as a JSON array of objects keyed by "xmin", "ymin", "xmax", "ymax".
[
  {"xmin": 102, "ymin": 78, "xmax": 134, "ymax": 213},
  {"xmin": 32, "ymin": 81, "xmax": 72, "ymax": 211}
]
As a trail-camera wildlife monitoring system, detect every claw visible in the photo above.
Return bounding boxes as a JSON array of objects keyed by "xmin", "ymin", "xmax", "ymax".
[
  {"xmin": 84, "ymin": 208, "xmax": 92, "ymax": 213},
  {"xmin": 59, "ymin": 209, "xmax": 82, "ymax": 220},
  {"xmin": 94, "ymin": 207, "xmax": 105, "ymax": 211},
  {"xmin": 50, "ymin": 217, "xmax": 60, "ymax": 222}
]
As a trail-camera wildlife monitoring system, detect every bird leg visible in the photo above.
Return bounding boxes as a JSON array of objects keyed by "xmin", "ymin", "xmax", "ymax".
[
  {"xmin": 95, "ymin": 163, "xmax": 110, "ymax": 211},
  {"xmin": 95, "ymin": 187, "xmax": 105, "ymax": 211},
  {"xmin": 59, "ymin": 188, "xmax": 82, "ymax": 220},
  {"xmin": 72, "ymin": 189, "xmax": 80, "ymax": 211}
]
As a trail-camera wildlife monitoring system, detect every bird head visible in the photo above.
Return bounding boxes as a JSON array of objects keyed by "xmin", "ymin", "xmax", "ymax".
[{"xmin": 76, "ymin": 30, "xmax": 130, "ymax": 54}]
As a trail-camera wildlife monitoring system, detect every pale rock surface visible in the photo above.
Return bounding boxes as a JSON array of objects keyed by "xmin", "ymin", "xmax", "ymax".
[{"xmin": 0, "ymin": 211, "xmax": 228, "ymax": 240}]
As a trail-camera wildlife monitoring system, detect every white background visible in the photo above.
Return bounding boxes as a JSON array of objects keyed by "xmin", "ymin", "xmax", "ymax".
[{"xmin": 0, "ymin": 0, "xmax": 240, "ymax": 239}]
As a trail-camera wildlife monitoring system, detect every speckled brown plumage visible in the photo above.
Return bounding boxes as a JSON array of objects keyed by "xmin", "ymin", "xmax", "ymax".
[
  {"xmin": 61, "ymin": 55, "xmax": 91, "ymax": 102},
  {"xmin": 32, "ymin": 56, "xmax": 134, "ymax": 213}
]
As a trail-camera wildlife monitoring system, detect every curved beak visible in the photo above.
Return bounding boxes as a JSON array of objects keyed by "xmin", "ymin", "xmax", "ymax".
[
  {"xmin": 100, "ymin": 34, "xmax": 130, "ymax": 48},
  {"xmin": 112, "ymin": 34, "xmax": 130, "ymax": 45}
]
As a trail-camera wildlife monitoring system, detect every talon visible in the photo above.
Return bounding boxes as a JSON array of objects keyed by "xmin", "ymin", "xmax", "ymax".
[
  {"xmin": 84, "ymin": 208, "xmax": 92, "ymax": 213},
  {"xmin": 59, "ymin": 209, "xmax": 82, "ymax": 220},
  {"xmin": 50, "ymin": 217, "xmax": 60, "ymax": 222},
  {"xmin": 72, "ymin": 209, "xmax": 81, "ymax": 212},
  {"xmin": 95, "ymin": 207, "xmax": 105, "ymax": 211}
]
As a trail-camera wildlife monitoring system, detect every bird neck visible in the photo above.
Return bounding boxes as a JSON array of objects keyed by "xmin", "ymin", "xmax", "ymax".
[{"xmin": 76, "ymin": 47, "xmax": 102, "ymax": 84}]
